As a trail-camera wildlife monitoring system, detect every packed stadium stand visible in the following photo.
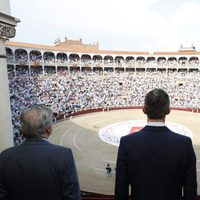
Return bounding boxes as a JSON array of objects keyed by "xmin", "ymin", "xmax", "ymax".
[{"xmin": 5, "ymin": 38, "xmax": 200, "ymax": 199}]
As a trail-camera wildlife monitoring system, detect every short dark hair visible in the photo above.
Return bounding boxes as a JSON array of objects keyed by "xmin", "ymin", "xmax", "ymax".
[{"xmin": 144, "ymin": 89, "xmax": 170, "ymax": 119}]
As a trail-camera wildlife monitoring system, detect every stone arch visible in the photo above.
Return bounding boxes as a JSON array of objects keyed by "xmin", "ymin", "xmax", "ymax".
[
  {"xmin": 125, "ymin": 56, "xmax": 134, "ymax": 62},
  {"xmin": 178, "ymin": 57, "xmax": 188, "ymax": 65},
  {"xmin": 69, "ymin": 53, "xmax": 80, "ymax": 62},
  {"xmin": 6, "ymin": 47, "xmax": 14, "ymax": 62},
  {"xmin": 136, "ymin": 56, "xmax": 145, "ymax": 61},
  {"xmin": 43, "ymin": 51, "xmax": 55, "ymax": 63},
  {"xmin": 15, "ymin": 49, "xmax": 28, "ymax": 62},
  {"xmin": 146, "ymin": 57, "xmax": 156, "ymax": 62},
  {"xmin": 30, "ymin": 50, "xmax": 42, "ymax": 62},
  {"xmin": 115, "ymin": 56, "xmax": 124, "ymax": 63},
  {"xmin": 104, "ymin": 55, "xmax": 114, "ymax": 63},
  {"xmin": 93, "ymin": 55, "xmax": 103, "ymax": 61},
  {"xmin": 81, "ymin": 54, "xmax": 91, "ymax": 62},
  {"xmin": 56, "ymin": 52, "xmax": 68, "ymax": 63}
]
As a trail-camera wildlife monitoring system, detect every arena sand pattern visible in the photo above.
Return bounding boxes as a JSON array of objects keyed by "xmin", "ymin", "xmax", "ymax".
[{"xmin": 49, "ymin": 109, "xmax": 200, "ymax": 195}]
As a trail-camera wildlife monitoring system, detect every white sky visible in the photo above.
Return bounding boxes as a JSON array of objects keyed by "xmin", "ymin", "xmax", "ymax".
[{"xmin": 10, "ymin": 0, "xmax": 200, "ymax": 51}]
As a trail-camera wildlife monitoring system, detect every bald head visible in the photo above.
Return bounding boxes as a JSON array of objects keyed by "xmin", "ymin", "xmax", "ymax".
[{"xmin": 20, "ymin": 105, "xmax": 53, "ymax": 139}]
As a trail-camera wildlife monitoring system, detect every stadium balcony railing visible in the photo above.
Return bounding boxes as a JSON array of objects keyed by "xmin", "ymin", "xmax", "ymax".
[{"xmin": 81, "ymin": 191, "xmax": 200, "ymax": 200}]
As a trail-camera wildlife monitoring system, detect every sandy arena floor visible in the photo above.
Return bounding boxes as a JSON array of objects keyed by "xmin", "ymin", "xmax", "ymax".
[{"xmin": 49, "ymin": 109, "xmax": 200, "ymax": 195}]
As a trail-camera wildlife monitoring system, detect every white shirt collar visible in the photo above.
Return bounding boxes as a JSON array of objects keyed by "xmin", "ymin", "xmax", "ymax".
[
  {"xmin": 41, "ymin": 136, "xmax": 48, "ymax": 141},
  {"xmin": 147, "ymin": 122, "xmax": 165, "ymax": 127}
]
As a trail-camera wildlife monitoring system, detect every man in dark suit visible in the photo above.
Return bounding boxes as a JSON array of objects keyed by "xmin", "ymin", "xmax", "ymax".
[
  {"xmin": 0, "ymin": 105, "xmax": 81, "ymax": 200},
  {"xmin": 115, "ymin": 89, "xmax": 197, "ymax": 200}
]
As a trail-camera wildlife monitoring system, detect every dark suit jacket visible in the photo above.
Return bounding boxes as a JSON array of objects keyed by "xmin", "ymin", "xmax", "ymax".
[
  {"xmin": 0, "ymin": 138, "xmax": 81, "ymax": 200},
  {"xmin": 115, "ymin": 126, "xmax": 197, "ymax": 200}
]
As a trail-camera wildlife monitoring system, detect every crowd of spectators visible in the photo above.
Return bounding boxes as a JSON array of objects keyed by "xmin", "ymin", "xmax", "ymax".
[
  {"xmin": 8, "ymin": 67, "xmax": 200, "ymax": 145},
  {"xmin": 15, "ymin": 51, "xmax": 28, "ymax": 63},
  {"xmin": 29, "ymin": 54, "xmax": 42, "ymax": 62}
]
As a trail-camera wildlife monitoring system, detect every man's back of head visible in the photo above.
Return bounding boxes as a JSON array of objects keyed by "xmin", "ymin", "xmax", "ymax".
[
  {"xmin": 143, "ymin": 88, "xmax": 170, "ymax": 120},
  {"xmin": 20, "ymin": 105, "xmax": 53, "ymax": 139}
]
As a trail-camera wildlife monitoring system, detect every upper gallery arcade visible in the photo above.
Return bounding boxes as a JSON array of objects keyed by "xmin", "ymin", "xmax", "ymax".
[{"xmin": 5, "ymin": 37, "xmax": 200, "ymax": 74}]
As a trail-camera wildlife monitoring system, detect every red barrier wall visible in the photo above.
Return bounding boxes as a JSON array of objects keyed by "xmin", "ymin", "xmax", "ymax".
[{"xmin": 55, "ymin": 106, "xmax": 199, "ymax": 121}]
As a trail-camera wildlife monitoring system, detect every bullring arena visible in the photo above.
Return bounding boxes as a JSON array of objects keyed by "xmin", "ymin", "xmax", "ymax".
[
  {"xmin": 4, "ymin": 38, "xmax": 200, "ymax": 199},
  {"xmin": 50, "ymin": 108, "xmax": 200, "ymax": 195},
  {"xmin": 1, "ymin": 1, "xmax": 200, "ymax": 199}
]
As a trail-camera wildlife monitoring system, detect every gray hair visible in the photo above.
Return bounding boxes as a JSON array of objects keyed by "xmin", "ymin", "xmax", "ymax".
[{"xmin": 20, "ymin": 105, "xmax": 53, "ymax": 138}]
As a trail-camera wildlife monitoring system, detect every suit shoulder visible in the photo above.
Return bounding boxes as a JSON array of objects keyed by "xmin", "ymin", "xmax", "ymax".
[
  {"xmin": 121, "ymin": 128, "xmax": 192, "ymax": 143},
  {"xmin": 49, "ymin": 143, "xmax": 72, "ymax": 153},
  {"xmin": 169, "ymin": 130, "xmax": 192, "ymax": 141},
  {"xmin": 0, "ymin": 146, "xmax": 18, "ymax": 156},
  {"xmin": 120, "ymin": 131, "xmax": 142, "ymax": 142}
]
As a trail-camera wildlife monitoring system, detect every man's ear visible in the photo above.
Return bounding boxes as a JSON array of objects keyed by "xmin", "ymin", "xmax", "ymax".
[
  {"xmin": 166, "ymin": 107, "xmax": 171, "ymax": 115},
  {"xmin": 45, "ymin": 125, "xmax": 52, "ymax": 136},
  {"xmin": 142, "ymin": 106, "xmax": 147, "ymax": 114}
]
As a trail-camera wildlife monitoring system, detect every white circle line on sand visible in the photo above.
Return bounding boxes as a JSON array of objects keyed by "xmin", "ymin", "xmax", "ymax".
[
  {"xmin": 99, "ymin": 120, "xmax": 193, "ymax": 147},
  {"xmin": 88, "ymin": 166, "xmax": 106, "ymax": 172},
  {"xmin": 88, "ymin": 166, "xmax": 116, "ymax": 177},
  {"xmin": 73, "ymin": 131, "xmax": 82, "ymax": 151},
  {"xmin": 60, "ymin": 128, "xmax": 72, "ymax": 145},
  {"xmin": 103, "ymin": 159, "xmax": 116, "ymax": 165}
]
